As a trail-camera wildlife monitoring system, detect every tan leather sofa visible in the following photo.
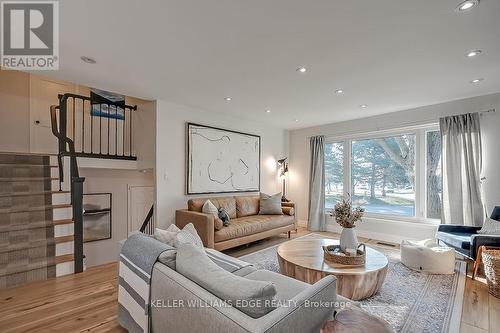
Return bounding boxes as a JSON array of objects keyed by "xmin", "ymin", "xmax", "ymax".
[{"xmin": 175, "ymin": 195, "xmax": 296, "ymax": 251}]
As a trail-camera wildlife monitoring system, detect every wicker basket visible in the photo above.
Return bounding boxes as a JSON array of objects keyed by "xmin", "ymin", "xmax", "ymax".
[
  {"xmin": 482, "ymin": 247, "xmax": 500, "ymax": 299},
  {"xmin": 323, "ymin": 243, "xmax": 366, "ymax": 266}
]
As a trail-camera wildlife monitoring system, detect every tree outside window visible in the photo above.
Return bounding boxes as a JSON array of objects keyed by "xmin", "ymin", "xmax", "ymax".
[{"xmin": 351, "ymin": 135, "xmax": 416, "ymax": 216}]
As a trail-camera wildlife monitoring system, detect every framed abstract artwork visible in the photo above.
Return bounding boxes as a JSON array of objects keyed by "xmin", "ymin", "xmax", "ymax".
[{"xmin": 186, "ymin": 123, "xmax": 261, "ymax": 194}]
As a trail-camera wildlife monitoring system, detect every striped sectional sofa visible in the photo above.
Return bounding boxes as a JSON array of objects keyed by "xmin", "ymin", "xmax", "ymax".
[{"xmin": 118, "ymin": 233, "xmax": 338, "ymax": 333}]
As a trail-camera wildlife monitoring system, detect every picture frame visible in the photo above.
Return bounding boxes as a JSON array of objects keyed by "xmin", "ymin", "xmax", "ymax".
[{"xmin": 186, "ymin": 123, "xmax": 261, "ymax": 194}]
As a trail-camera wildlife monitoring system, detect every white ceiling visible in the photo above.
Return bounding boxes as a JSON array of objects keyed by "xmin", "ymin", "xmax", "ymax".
[{"xmin": 42, "ymin": 0, "xmax": 500, "ymax": 129}]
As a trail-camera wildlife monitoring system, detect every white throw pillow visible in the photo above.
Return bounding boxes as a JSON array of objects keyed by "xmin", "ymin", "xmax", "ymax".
[
  {"xmin": 478, "ymin": 217, "xmax": 500, "ymax": 235},
  {"xmin": 202, "ymin": 200, "xmax": 219, "ymax": 218},
  {"xmin": 174, "ymin": 223, "xmax": 204, "ymax": 248},
  {"xmin": 154, "ymin": 224, "xmax": 180, "ymax": 247}
]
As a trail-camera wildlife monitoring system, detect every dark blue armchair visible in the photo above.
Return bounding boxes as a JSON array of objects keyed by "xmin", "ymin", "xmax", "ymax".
[{"xmin": 436, "ymin": 206, "xmax": 500, "ymax": 279}]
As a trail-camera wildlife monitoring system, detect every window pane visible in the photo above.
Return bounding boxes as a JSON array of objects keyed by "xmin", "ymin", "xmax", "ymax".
[
  {"xmin": 324, "ymin": 142, "xmax": 344, "ymax": 210},
  {"xmin": 351, "ymin": 135, "xmax": 416, "ymax": 216},
  {"xmin": 426, "ymin": 131, "xmax": 442, "ymax": 219}
]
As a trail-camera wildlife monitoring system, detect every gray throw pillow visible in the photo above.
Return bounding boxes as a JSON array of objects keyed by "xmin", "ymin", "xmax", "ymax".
[
  {"xmin": 259, "ymin": 192, "xmax": 283, "ymax": 215},
  {"xmin": 478, "ymin": 218, "xmax": 500, "ymax": 235},
  {"xmin": 218, "ymin": 207, "xmax": 230, "ymax": 226},
  {"xmin": 176, "ymin": 243, "xmax": 277, "ymax": 318}
]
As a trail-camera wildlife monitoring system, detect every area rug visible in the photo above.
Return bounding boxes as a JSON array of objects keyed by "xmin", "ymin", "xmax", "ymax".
[{"xmin": 238, "ymin": 233, "xmax": 465, "ymax": 333}]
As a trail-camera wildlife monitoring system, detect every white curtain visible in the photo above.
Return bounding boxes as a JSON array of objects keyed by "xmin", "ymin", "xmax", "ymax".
[
  {"xmin": 440, "ymin": 113, "xmax": 484, "ymax": 226},
  {"xmin": 308, "ymin": 136, "xmax": 326, "ymax": 231}
]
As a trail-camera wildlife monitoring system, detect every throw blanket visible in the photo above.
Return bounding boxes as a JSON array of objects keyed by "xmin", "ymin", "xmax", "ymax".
[
  {"xmin": 118, "ymin": 233, "xmax": 173, "ymax": 333},
  {"xmin": 118, "ymin": 234, "xmax": 254, "ymax": 333}
]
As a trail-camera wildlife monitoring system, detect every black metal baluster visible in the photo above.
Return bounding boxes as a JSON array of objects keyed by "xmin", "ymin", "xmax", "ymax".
[
  {"xmin": 123, "ymin": 108, "xmax": 126, "ymax": 157},
  {"xmin": 90, "ymin": 100, "xmax": 93, "ymax": 154},
  {"xmin": 130, "ymin": 107, "xmax": 132, "ymax": 157},
  {"xmin": 99, "ymin": 104, "xmax": 102, "ymax": 154},
  {"xmin": 107, "ymin": 104, "xmax": 110, "ymax": 156},
  {"xmin": 81, "ymin": 99, "xmax": 85, "ymax": 154},
  {"xmin": 72, "ymin": 97, "xmax": 75, "ymax": 145},
  {"xmin": 115, "ymin": 105, "xmax": 118, "ymax": 155}
]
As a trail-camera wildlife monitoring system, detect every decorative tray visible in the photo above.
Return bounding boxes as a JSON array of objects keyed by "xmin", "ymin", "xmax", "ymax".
[{"xmin": 322, "ymin": 243, "xmax": 366, "ymax": 266}]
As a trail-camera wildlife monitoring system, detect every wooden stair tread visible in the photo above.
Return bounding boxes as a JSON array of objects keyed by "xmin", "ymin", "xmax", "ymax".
[
  {"xmin": 0, "ymin": 177, "xmax": 58, "ymax": 182},
  {"xmin": 0, "ymin": 190, "xmax": 70, "ymax": 198},
  {"xmin": 53, "ymin": 219, "xmax": 74, "ymax": 226},
  {"xmin": 0, "ymin": 259, "xmax": 57, "ymax": 277},
  {"xmin": 0, "ymin": 239, "xmax": 57, "ymax": 254},
  {"xmin": 0, "ymin": 152, "xmax": 57, "ymax": 157},
  {"xmin": 55, "ymin": 235, "xmax": 74, "ymax": 244},
  {"xmin": 56, "ymin": 254, "xmax": 74, "ymax": 264},
  {"xmin": 0, "ymin": 203, "xmax": 71, "ymax": 214},
  {"xmin": 0, "ymin": 220, "xmax": 59, "ymax": 233},
  {"xmin": 0, "ymin": 164, "xmax": 57, "ymax": 168}
]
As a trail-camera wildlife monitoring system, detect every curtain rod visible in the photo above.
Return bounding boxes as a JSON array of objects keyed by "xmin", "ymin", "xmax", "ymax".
[
  {"xmin": 479, "ymin": 108, "xmax": 496, "ymax": 115},
  {"xmin": 305, "ymin": 108, "xmax": 496, "ymax": 140}
]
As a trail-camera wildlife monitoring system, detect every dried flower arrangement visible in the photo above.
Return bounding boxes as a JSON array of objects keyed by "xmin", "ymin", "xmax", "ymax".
[{"xmin": 331, "ymin": 195, "xmax": 365, "ymax": 229}]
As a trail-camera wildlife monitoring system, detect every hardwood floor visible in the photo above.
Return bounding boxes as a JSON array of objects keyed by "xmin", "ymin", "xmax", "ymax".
[
  {"xmin": 0, "ymin": 228, "xmax": 498, "ymax": 332},
  {"xmin": 0, "ymin": 262, "xmax": 125, "ymax": 333}
]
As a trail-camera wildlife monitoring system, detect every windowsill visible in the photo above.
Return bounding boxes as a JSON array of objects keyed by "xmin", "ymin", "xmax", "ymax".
[{"xmin": 325, "ymin": 211, "xmax": 441, "ymax": 226}]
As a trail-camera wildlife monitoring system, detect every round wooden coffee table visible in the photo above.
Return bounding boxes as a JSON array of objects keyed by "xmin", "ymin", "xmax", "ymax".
[{"xmin": 277, "ymin": 238, "xmax": 388, "ymax": 300}]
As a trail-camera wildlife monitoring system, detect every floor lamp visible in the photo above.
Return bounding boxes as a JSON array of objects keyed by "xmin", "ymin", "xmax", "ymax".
[{"xmin": 278, "ymin": 157, "xmax": 289, "ymax": 202}]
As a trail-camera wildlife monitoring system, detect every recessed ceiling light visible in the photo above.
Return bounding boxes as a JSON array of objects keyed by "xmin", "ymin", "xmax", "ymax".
[
  {"xmin": 296, "ymin": 67, "xmax": 307, "ymax": 73},
  {"xmin": 455, "ymin": 0, "xmax": 480, "ymax": 12},
  {"xmin": 335, "ymin": 89, "xmax": 344, "ymax": 94},
  {"xmin": 224, "ymin": 97, "xmax": 232, "ymax": 101},
  {"xmin": 294, "ymin": 119, "xmax": 299, "ymax": 122},
  {"xmin": 265, "ymin": 109, "xmax": 271, "ymax": 113},
  {"xmin": 80, "ymin": 56, "xmax": 96, "ymax": 64},
  {"xmin": 360, "ymin": 104, "xmax": 368, "ymax": 108},
  {"xmin": 466, "ymin": 50, "xmax": 482, "ymax": 57},
  {"xmin": 470, "ymin": 78, "xmax": 484, "ymax": 83}
]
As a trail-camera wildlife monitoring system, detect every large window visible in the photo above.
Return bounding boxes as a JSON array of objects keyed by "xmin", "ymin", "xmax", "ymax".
[
  {"xmin": 351, "ymin": 134, "xmax": 416, "ymax": 217},
  {"xmin": 324, "ymin": 126, "xmax": 442, "ymax": 221},
  {"xmin": 325, "ymin": 142, "xmax": 344, "ymax": 210}
]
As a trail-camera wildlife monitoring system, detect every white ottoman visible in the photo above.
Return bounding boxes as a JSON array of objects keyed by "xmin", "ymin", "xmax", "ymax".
[{"xmin": 400, "ymin": 239, "xmax": 456, "ymax": 274}]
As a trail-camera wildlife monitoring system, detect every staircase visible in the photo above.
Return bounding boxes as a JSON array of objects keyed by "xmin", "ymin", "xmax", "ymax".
[{"xmin": 0, "ymin": 153, "xmax": 75, "ymax": 288}]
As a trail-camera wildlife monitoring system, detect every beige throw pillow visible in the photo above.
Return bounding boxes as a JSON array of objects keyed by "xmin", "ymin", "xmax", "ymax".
[
  {"xmin": 202, "ymin": 200, "xmax": 219, "ymax": 218},
  {"xmin": 155, "ymin": 223, "xmax": 204, "ymax": 248},
  {"xmin": 174, "ymin": 223, "xmax": 204, "ymax": 248},
  {"xmin": 259, "ymin": 192, "xmax": 283, "ymax": 215},
  {"xmin": 154, "ymin": 224, "xmax": 180, "ymax": 247}
]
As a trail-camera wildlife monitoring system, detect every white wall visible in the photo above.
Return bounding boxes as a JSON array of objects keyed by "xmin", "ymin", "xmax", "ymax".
[
  {"xmin": 289, "ymin": 93, "xmax": 500, "ymax": 242},
  {"xmin": 155, "ymin": 100, "xmax": 289, "ymax": 227},
  {"xmin": 0, "ymin": 70, "xmax": 30, "ymax": 152},
  {"xmin": 82, "ymin": 168, "xmax": 154, "ymax": 266}
]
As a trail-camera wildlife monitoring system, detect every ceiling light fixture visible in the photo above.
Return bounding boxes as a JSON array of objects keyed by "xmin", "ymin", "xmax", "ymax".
[
  {"xmin": 455, "ymin": 0, "xmax": 480, "ymax": 12},
  {"xmin": 294, "ymin": 119, "xmax": 299, "ymax": 122},
  {"xmin": 80, "ymin": 56, "xmax": 96, "ymax": 64},
  {"xmin": 335, "ymin": 89, "xmax": 344, "ymax": 94},
  {"xmin": 224, "ymin": 97, "xmax": 232, "ymax": 101},
  {"xmin": 470, "ymin": 78, "xmax": 484, "ymax": 83},
  {"xmin": 360, "ymin": 104, "xmax": 368, "ymax": 108},
  {"xmin": 265, "ymin": 109, "xmax": 271, "ymax": 113},
  {"xmin": 466, "ymin": 50, "xmax": 482, "ymax": 57},
  {"xmin": 296, "ymin": 67, "xmax": 307, "ymax": 73}
]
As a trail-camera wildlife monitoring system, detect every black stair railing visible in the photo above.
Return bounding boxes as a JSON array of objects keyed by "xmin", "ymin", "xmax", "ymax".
[
  {"xmin": 139, "ymin": 204, "xmax": 155, "ymax": 235},
  {"xmin": 57, "ymin": 93, "xmax": 138, "ymax": 160},
  {"xmin": 50, "ymin": 105, "xmax": 85, "ymax": 273}
]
